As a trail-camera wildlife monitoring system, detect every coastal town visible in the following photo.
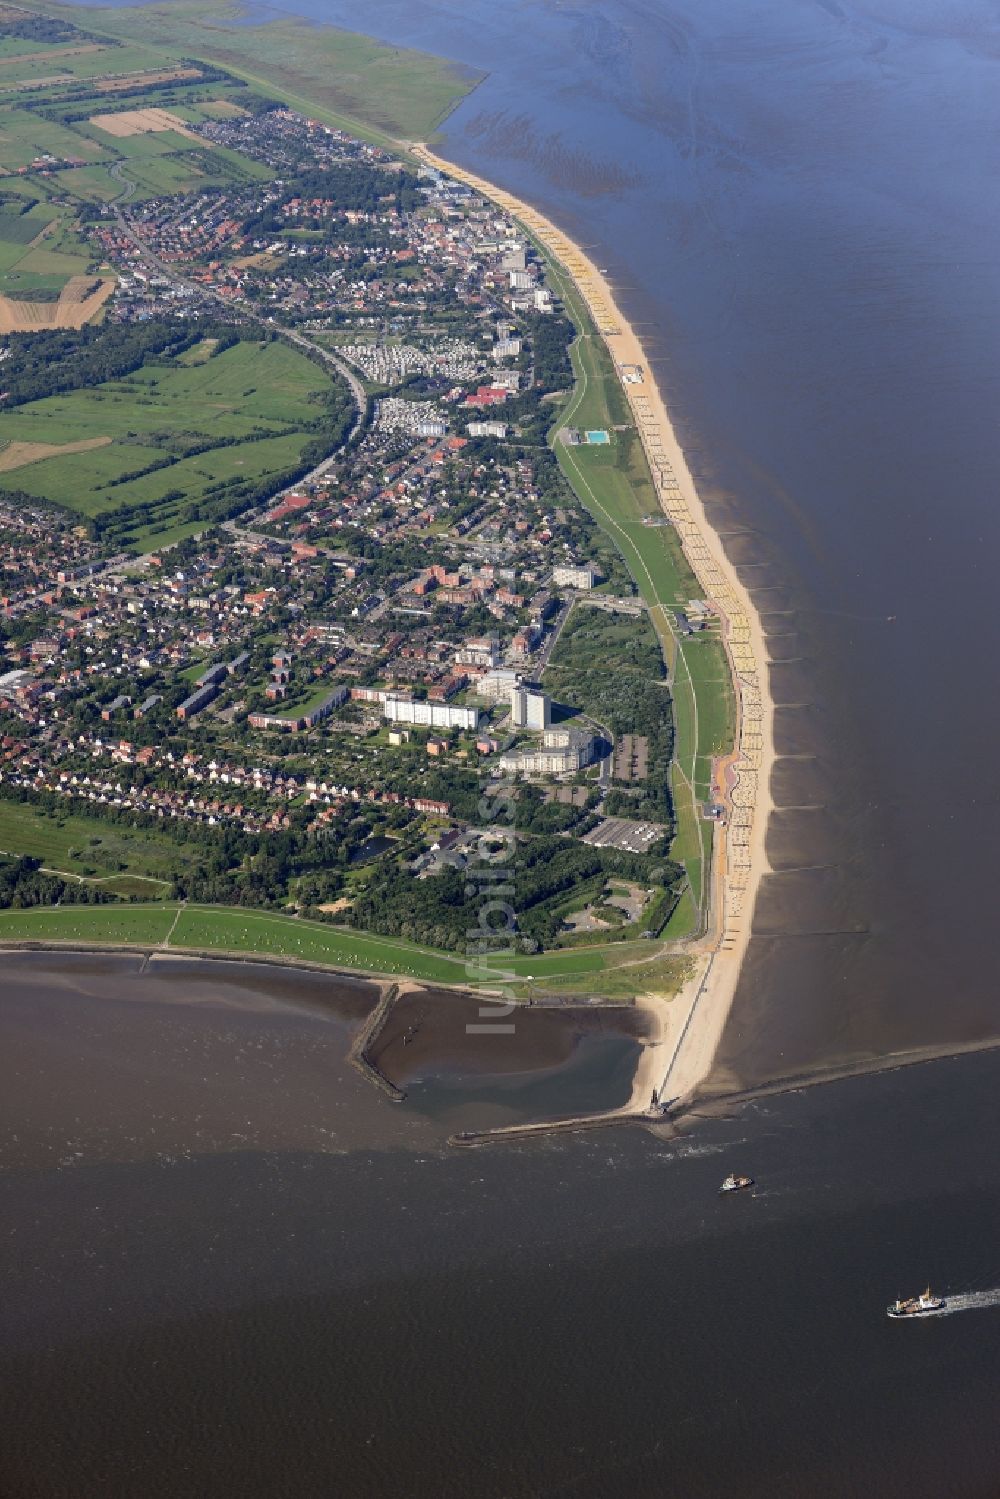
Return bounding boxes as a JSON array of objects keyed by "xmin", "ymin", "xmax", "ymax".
[{"xmin": 0, "ymin": 24, "xmax": 726, "ymax": 955}]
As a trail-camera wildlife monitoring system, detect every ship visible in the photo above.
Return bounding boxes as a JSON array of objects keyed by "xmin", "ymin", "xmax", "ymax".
[
  {"xmin": 887, "ymin": 1287, "xmax": 946, "ymax": 1319},
  {"xmin": 719, "ymin": 1173, "xmax": 753, "ymax": 1193}
]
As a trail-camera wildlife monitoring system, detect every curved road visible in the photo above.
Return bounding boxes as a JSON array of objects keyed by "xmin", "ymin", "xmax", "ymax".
[{"xmin": 108, "ymin": 193, "xmax": 367, "ymax": 445}]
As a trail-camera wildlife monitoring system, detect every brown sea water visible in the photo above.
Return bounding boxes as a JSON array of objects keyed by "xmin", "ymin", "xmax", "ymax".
[
  {"xmin": 4, "ymin": 956, "xmax": 1000, "ymax": 1497},
  {"xmin": 0, "ymin": 954, "xmax": 642, "ymax": 1164}
]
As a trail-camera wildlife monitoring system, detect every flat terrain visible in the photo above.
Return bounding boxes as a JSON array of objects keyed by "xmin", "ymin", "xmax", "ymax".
[
  {"xmin": 0, "ymin": 434, "xmax": 111, "ymax": 471},
  {"xmin": 28, "ymin": 0, "xmax": 482, "ymax": 144},
  {"xmin": 0, "ymin": 900, "xmax": 692, "ymax": 996},
  {"xmin": 0, "ymin": 272, "xmax": 114, "ymax": 331},
  {"xmin": 0, "ymin": 800, "xmax": 180, "ymax": 882},
  {"xmin": 88, "ymin": 107, "xmax": 200, "ymax": 140},
  {"xmin": 0, "ymin": 337, "xmax": 330, "ymax": 543}
]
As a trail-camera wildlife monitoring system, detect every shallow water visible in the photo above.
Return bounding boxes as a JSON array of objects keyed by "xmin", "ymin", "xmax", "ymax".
[{"xmin": 4, "ymin": 962, "xmax": 1000, "ymax": 1497}]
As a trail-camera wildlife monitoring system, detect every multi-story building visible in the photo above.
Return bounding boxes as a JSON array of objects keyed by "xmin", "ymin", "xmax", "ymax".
[
  {"xmin": 383, "ymin": 695, "xmax": 481, "ymax": 731},
  {"xmin": 476, "ymin": 668, "xmax": 520, "ymax": 701},
  {"xmin": 511, "ymin": 686, "xmax": 551, "ymax": 731},
  {"xmin": 498, "ymin": 728, "xmax": 596, "ymax": 776},
  {"xmin": 552, "ymin": 564, "xmax": 599, "ymax": 591},
  {"xmin": 455, "ymin": 635, "xmax": 500, "ymax": 670}
]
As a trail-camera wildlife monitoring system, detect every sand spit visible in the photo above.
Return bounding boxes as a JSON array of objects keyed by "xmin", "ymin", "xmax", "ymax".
[{"xmin": 412, "ymin": 144, "xmax": 775, "ymax": 1110}]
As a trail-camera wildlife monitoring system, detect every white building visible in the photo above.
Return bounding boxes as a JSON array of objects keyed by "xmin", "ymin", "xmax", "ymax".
[
  {"xmin": 468, "ymin": 421, "xmax": 508, "ymax": 439},
  {"xmin": 490, "ymin": 369, "xmax": 520, "ymax": 392},
  {"xmin": 511, "ymin": 687, "xmax": 551, "ymax": 731},
  {"xmin": 499, "ymin": 728, "xmax": 596, "ymax": 775},
  {"xmin": 455, "ymin": 635, "xmax": 500, "ymax": 670},
  {"xmin": 383, "ymin": 695, "xmax": 481, "ymax": 731},
  {"xmin": 552, "ymin": 564, "xmax": 599, "ymax": 591},
  {"xmin": 476, "ymin": 668, "xmax": 520, "ymax": 701}
]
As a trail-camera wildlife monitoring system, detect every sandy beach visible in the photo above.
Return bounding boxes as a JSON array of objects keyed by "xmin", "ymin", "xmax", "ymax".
[{"xmin": 412, "ymin": 144, "xmax": 776, "ymax": 1110}]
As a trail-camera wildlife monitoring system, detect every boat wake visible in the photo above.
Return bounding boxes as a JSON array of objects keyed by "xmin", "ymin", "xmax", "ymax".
[{"xmin": 929, "ymin": 1290, "xmax": 1000, "ymax": 1317}]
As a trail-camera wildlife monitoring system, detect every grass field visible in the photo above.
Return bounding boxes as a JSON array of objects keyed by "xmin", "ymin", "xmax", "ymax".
[
  {"xmin": 0, "ymin": 800, "xmax": 181, "ymax": 880},
  {"xmin": 0, "ymin": 105, "xmax": 109, "ymax": 169},
  {"xmin": 0, "ymin": 904, "xmax": 177, "ymax": 946},
  {"xmin": 23, "ymin": 0, "xmax": 482, "ymax": 145},
  {"xmin": 0, "ymin": 338, "xmax": 330, "ymax": 528},
  {"xmin": 50, "ymin": 163, "xmax": 120, "ymax": 202},
  {"xmin": 0, "ymin": 116, "xmax": 105, "ymax": 299}
]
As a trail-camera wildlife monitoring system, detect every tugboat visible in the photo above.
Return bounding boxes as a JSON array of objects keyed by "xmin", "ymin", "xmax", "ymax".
[
  {"xmin": 887, "ymin": 1287, "xmax": 946, "ymax": 1319},
  {"xmin": 719, "ymin": 1173, "xmax": 754, "ymax": 1193}
]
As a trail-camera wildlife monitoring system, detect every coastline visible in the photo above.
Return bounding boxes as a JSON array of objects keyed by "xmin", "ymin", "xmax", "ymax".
[{"xmin": 411, "ymin": 143, "xmax": 775, "ymax": 1109}]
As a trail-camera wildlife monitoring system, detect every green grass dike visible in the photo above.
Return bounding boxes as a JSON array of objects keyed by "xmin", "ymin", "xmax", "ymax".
[
  {"xmin": 0, "ymin": 901, "xmax": 692, "ymax": 998},
  {"xmin": 544, "ymin": 259, "xmax": 736, "ymax": 914}
]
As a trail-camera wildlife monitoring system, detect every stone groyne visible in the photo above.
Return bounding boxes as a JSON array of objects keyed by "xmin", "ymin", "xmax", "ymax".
[{"xmin": 348, "ymin": 982, "xmax": 405, "ymax": 1102}]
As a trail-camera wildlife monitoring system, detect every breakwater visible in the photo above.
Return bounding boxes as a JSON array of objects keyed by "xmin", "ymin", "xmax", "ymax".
[{"xmin": 348, "ymin": 982, "xmax": 405, "ymax": 1101}]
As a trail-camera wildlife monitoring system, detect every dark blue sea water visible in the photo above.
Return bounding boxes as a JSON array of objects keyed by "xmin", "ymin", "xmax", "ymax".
[{"xmin": 8, "ymin": 2, "xmax": 1000, "ymax": 1492}]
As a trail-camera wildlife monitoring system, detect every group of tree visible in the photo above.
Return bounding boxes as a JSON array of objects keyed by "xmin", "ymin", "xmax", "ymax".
[
  {"xmin": 0, "ymin": 856, "xmax": 115, "ymax": 911},
  {"xmin": 243, "ymin": 163, "xmax": 422, "ymax": 238},
  {"xmin": 348, "ymin": 835, "xmax": 679, "ymax": 952},
  {"xmin": 0, "ymin": 321, "xmax": 215, "ymax": 411}
]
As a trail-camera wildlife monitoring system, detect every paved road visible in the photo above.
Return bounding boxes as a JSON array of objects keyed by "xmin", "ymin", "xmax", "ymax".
[
  {"xmin": 108, "ymin": 196, "xmax": 368, "ymax": 445},
  {"xmin": 532, "ymin": 597, "xmax": 574, "ymax": 675}
]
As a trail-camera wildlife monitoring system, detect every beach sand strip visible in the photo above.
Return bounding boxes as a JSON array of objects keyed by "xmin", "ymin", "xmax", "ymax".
[{"xmin": 412, "ymin": 144, "xmax": 775, "ymax": 1109}]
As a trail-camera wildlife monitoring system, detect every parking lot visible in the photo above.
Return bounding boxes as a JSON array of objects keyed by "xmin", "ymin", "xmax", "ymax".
[{"xmin": 582, "ymin": 816, "xmax": 665, "ymax": 853}]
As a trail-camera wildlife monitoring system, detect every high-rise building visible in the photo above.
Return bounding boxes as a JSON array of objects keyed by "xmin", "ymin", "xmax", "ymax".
[{"xmin": 511, "ymin": 686, "xmax": 551, "ymax": 731}]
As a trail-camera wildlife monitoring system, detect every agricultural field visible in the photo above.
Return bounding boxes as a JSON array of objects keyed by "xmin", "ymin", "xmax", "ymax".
[
  {"xmin": 0, "ymin": 337, "xmax": 332, "ymax": 538},
  {"xmin": 0, "ymin": 0, "xmax": 478, "ymax": 337},
  {"xmin": 23, "ymin": 0, "xmax": 483, "ymax": 144},
  {"xmin": 0, "ymin": 164, "xmax": 101, "ymax": 310}
]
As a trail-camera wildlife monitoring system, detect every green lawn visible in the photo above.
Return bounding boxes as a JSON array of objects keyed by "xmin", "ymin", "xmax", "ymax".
[
  {"xmin": 0, "ymin": 904, "xmax": 176, "ymax": 945},
  {"xmin": 0, "ymin": 338, "xmax": 331, "ymax": 526},
  {"xmin": 0, "ymin": 897, "xmax": 692, "ymax": 997},
  {"xmin": 0, "ymin": 800, "xmax": 182, "ymax": 880}
]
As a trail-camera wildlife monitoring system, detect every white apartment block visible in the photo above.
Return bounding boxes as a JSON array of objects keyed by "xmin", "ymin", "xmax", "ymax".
[
  {"xmin": 476, "ymin": 668, "xmax": 520, "ymax": 701},
  {"xmin": 552, "ymin": 564, "xmax": 599, "ymax": 590},
  {"xmin": 383, "ymin": 695, "xmax": 481, "ymax": 731},
  {"xmin": 455, "ymin": 635, "xmax": 500, "ymax": 669}
]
